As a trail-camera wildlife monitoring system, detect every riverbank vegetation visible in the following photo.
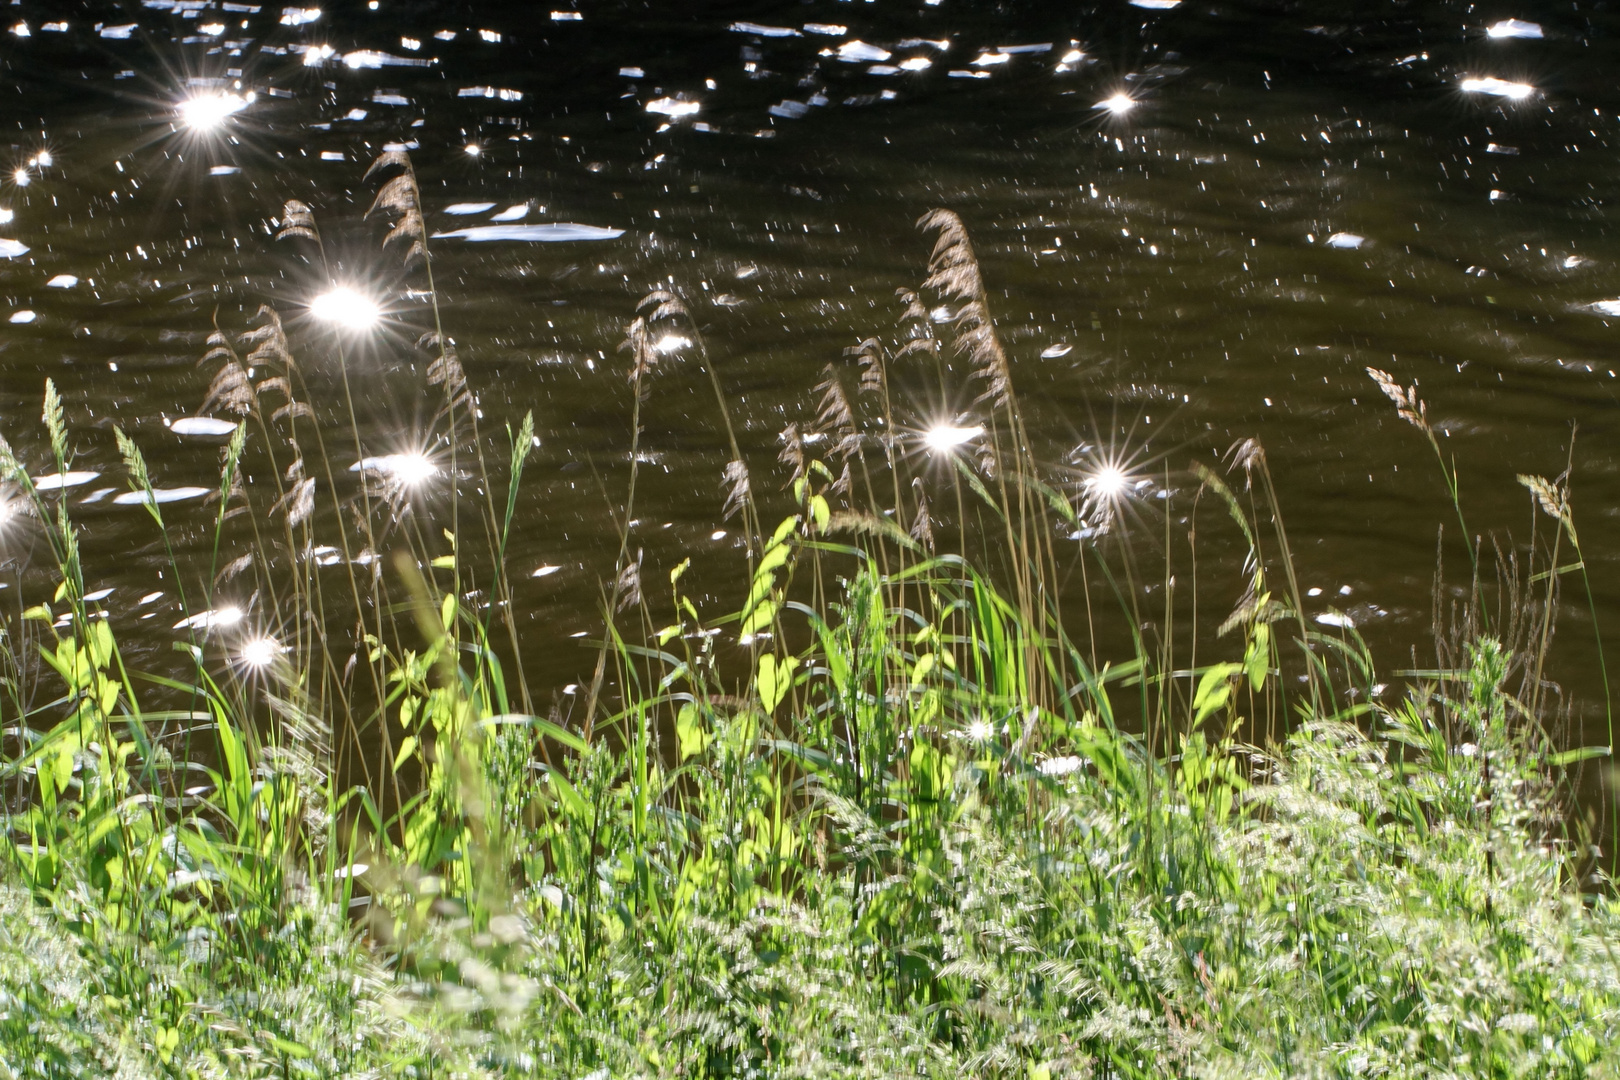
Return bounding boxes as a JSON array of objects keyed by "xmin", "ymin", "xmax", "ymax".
[{"xmin": 1, "ymin": 154, "xmax": 1616, "ymax": 1078}]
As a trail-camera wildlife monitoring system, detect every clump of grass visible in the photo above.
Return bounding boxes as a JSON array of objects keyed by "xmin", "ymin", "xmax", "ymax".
[{"xmin": 0, "ymin": 157, "xmax": 1616, "ymax": 1079}]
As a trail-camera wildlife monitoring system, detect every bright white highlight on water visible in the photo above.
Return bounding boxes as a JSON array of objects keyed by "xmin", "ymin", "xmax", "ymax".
[
  {"xmin": 646, "ymin": 97, "xmax": 700, "ymax": 117},
  {"xmin": 899, "ymin": 57, "xmax": 933, "ymax": 71},
  {"xmin": 32, "ymin": 471, "xmax": 98, "ymax": 491},
  {"xmin": 923, "ymin": 424, "xmax": 985, "ymax": 452},
  {"xmin": 32, "ymin": 151, "xmax": 51, "ymax": 168},
  {"xmin": 1325, "ymin": 232, "xmax": 1366, "ymax": 249},
  {"xmin": 532, "ymin": 565, "xmax": 562, "ymax": 578},
  {"xmin": 972, "ymin": 52, "xmax": 1011, "ymax": 66},
  {"xmin": 444, "ymin": 202, "xmax": 496, "ymax": 215},
  {"xmin": 432, "ymin": 224, "xmax": 624, "ymax": 242},
  {"xmin": 1129, "ymin": 0, "xmax": 1182, "ymax": 7},
  {"xmin": 174, "ymin": 605, "xmax": 244, "ymax": 631},
  {"xmin": 1588, "ymin": 300, "xmax": 1620, "ymax": 317},
  {"xmin": 179, "ymin": 92, "xmax": 247, "ymax": 130},
  {"xmin": 464, "ymin": 142, "xmax": 481, "ymax": 156},
  {"xmin": 1086, "ymin": 465, "xmax": 1129, "ymax": 499},
  {"xmin": 837, "ymin": 40, "xmax": 891, "ymax": 62},
  {"xmin": 1459, "ymin": 76, "xmax": 1534, "ymax": 100},
  {"xmin": 1061, "ymin": 48, "xmax": 1084, "ymax": 63},
  {"xmin": 654, "ymin": 334, "xmax": 691, "ymax": 354},
  {"xmin": 1486, "ymin": 19, "xmax": 1542, "ymax": 39},
  {"xmin": 0, "ymin": 209, "xmax": 12, "ymax": 224},
  {"xmin": 490, "ymin": 204, "xmax": 528, "ymax": 221},
  {"xmin": 280, "ymin": 7, "xmax": 322, "ymax": 26},
  {"xmin": 9, "ymin": 310, "xmax": 34, "ymax": 324},
  {"xmin": 114, "ymin": 486, "xmax": 211, "ymax": 505},
  {"xmin": 171, "ymin": 417, "xmax": 239, "ymax": 436},
  {"xmin": 12, "ymin": 168, "xmax": 28, "ymax": 186},
  {"xmin": 46, "ymin": 275, "xmax": 77, "ymax": 288},
  {"xmin": 309, "ymin": 286, "xmax": 381, "ymax": 329},
  {"xmin": 351, "ymin": 453, "xmax": 437, "ymax": 486},
  {"xmin": 1097, "ymin": 93, "xmax": 1136, "ymax": 115},
  {"xmin": 240, "ymin": 636, "xmax": 279, "ymax": 667}
]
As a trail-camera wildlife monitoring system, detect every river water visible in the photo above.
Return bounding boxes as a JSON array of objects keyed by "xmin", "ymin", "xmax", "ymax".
[{"xmin": 2, "ymin": 1, "xmax": 1619, "ymax": 762}]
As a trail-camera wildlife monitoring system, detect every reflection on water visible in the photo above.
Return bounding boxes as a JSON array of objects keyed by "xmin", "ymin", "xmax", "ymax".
[{"xmin": 1, "ymin": 0, "xmax": 1619, "ymax": 749}]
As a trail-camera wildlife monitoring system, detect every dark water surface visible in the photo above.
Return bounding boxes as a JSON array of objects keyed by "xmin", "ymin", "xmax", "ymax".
[{"xmin": 3, "ymin": 1, "xmax": 1620, "ymax": 751}]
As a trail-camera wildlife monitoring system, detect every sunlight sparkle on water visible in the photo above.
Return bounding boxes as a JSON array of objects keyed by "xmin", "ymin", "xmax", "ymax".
[
  {"xmin": 1459, "ymin": 77, "xmax": 1534, "ymax": 100},
  {"xmin": 309, "ymin": 286, "xmax": 381, "ymax": 329},
  {"xmin": 923, "ymin": 424, "xmax": 985, "ymax": 452},
  {"xmin": 1086, "ymin": 465, "xmax": 1129, "ymax": 499},
  {"xmin": 646, "ymin": 97, "xmax": 701, "ymax": 117},
  {"xmin": 352, "ymin": 453, "xmax": 438, "ymax": 486},
  {"xmin": 11, "ymin": 168, "xmax": 27, "ymax": 186},
  {"xmin": 179, "ymin": 92, "xmax": 248, "ymax": 130},
  {"xmin": 240, "ymin": 636, "xmax": 279, "ymax": 668},
  {"xmin": 464, "ymin": 143, "xmax": 481, "ymax": 156},
  {"xmin": 1097, "ymin": 93, "xmax": 1136, "ymax": 115},
  {"xmin": 1486, "ymin": 19, "xmax": 1542, "ymax": 39}
]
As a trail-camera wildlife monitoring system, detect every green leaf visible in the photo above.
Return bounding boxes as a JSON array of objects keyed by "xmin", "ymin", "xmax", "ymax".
[
  {"xmin": 1551, "ymin": 745, "xmax": 1611, "ymax": 766},
  {"xmin": 740, "ymin": 597, "xmax": 779, "ymax": 638},
  {"xmin": 480, "ymin": 713, "xmax": 589, "ymax": 754},
  {"xmin": 1193, "ymin": 663, "xmax": 1243, "ymax": 728},
  {"xmin": 756, "ymin": 653, "xmax": 798, "ymax": 714},
  {"xmin": 676, "ymin": 702, "xmax": 710, "ymax": 760},
  {"xmin": 393, "ymin": 735, "xmax": 418, "ymax": 771},
  {"xmin": 1244, "ymin": 623, "xmax": 1271, "ymax": 693}
]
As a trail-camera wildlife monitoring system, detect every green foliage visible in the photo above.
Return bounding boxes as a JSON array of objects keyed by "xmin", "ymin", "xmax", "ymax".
[{"xmin": 0, "ymin": 174, "xmax": 1614, "ymax": 1079}]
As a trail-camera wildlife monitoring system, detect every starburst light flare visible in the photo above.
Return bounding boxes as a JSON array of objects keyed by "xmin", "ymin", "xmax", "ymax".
[
  {"xmin": 923, "ymin": 423, "xmax": 985, "ymax": 453},
  {"xmin": 309, "ymin": 286, "xmax": 382, "ymax": 330},
  {"xmin": 178, "ymin": 92, "xmax": 248, "ymax": 131}
]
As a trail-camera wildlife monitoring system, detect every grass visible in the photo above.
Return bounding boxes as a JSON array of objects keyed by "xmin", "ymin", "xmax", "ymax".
[{"xmin": 0, "ymin": 152, "xmax": 1617, "ymax": 1078}]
